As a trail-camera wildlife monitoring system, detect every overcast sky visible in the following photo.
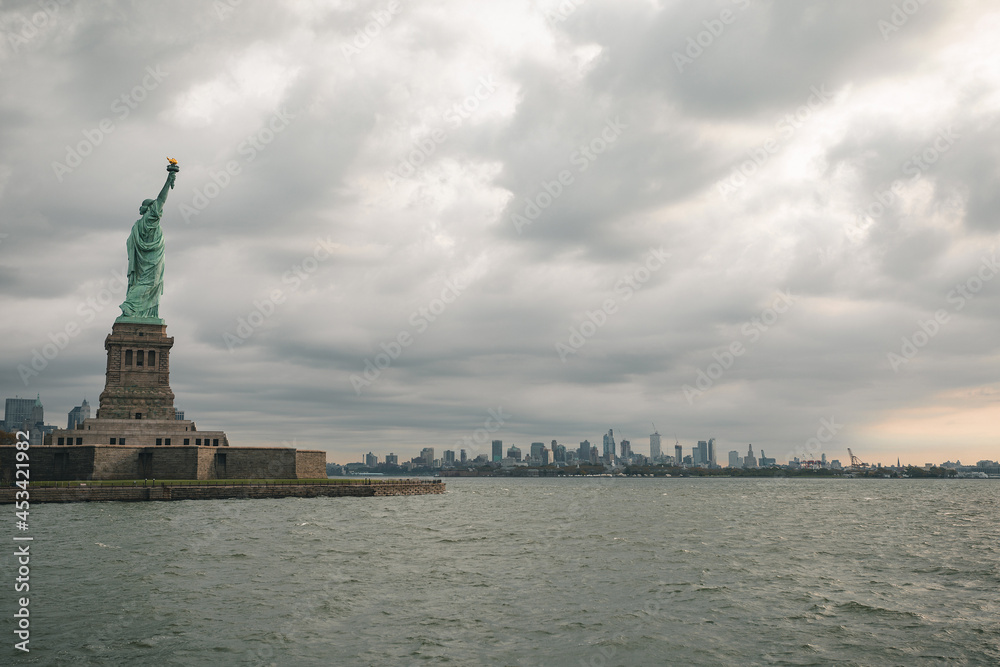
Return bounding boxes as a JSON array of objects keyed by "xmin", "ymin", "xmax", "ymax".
[{"xmin": 2, "ymin": 0, "xmax": 999, "ymax": 466}]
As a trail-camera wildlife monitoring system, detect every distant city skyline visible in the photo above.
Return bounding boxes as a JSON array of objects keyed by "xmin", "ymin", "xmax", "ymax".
[
  {"xmin": 344, "ymin": 436, "xmax": 996, "ymax": 476},
  {"xmin": 4, "ymin": 390, "xmax": 993, "ymax": 467},
  {"xmin": 342, "ymin": 431, "xmax": 985, "ymax": 470}
]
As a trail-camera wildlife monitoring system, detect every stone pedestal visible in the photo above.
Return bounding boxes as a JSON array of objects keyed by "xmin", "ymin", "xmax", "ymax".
[
  {"xmin": 51, "ymin": 320, "xmax": 232, "ymax": 455},
  {"xmin": 97, "ymin": 321, "xmax": 176, "ymax": 420},
  {"xmin": 21, "ymin": 317, "xmax": 328, "ymax": 481}
]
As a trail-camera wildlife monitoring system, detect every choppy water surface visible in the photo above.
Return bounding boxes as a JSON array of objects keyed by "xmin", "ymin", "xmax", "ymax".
[{"xmin": 9, "ymin": 477, "xmax": 1000, "ymax": 665}]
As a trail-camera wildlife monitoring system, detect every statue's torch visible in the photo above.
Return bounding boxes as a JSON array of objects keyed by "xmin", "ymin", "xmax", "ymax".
[{"xmin": 166, "ymin": 157, "xmax": 179, "ymax": 188}]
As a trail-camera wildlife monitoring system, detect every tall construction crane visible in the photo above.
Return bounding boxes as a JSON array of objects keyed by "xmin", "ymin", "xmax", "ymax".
[
  {"xmin": 616, "ymin": 426, "xmax": 631, "ymax": 460},
  {"xmin": 847, "ymin": 448, "xmax": 867, "ymax": 469}
]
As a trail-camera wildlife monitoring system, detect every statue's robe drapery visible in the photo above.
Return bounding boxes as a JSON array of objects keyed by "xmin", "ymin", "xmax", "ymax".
[{"xmin": 119, "ymin": 200, "xmax": 165, "ymax": 318}]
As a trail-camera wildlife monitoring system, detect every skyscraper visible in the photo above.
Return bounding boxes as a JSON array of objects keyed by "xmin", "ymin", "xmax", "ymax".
[
  {"xmin": 365, "ymin": 452, "xmax": 378, "ymax": 467},
  {"xmin": 694, "ymin": 441, "xmax": 707, "ymax": 466},
  {"xmin": 620, "ymin": 439, "xmax": 631, "ymax": 460},
  {"xmin": 530, "ymin": 442, "xmax": 545, "ymax": 461},
  {"xmin": 30, "ymin": 396, "xmax": 43, "ymax": 427},
  {"xmin": 67, "ymin": 399, "xmax": 91, "ymax": 430},
  {"xmin": 650, "ymin": 431, "xmax": 661, "ymax": 460},
  {"xmin": 444, "ymin": 450, "xmax": 456, "ymax": 465},
  {"xmin": 420, "ymin": 447, "xmax": 434, "ymax": 465},
  {"xmin": 2, "ymin": 396, "xmax": 36, "ymax": 433},
  {"xmin": 675, "ymin": 443, "xmax": 682, "ymax": 464},
  {"xmin": 578, "ymin": 440, "xmax": 591, "ymax": 463},
  {"xmin": 507, "ymin": 445, "xmax": 522, "ymax": 461},
  {"xmin": 492, "ymin": 440, "xmax": 503, "ymax": 462},
  {"xmin": 728, "ymin": 450, "xmax": 741, "ymax": 468},
  {"xmin": 707, "ymin": 438, "xmax": 716, "ymax": 466},
  {"xmin": 603, "ymin": 429, "xmax": 616, "ymax": 464},
  {"xmin": 3, "ymin": 395, "xmax": 47, "ymax": 446}
]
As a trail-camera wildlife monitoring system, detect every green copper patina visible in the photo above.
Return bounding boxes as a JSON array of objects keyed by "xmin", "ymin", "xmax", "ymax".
[{"xmin": 117, "ymin": 163, "xmax": 178, "ymax": 324}]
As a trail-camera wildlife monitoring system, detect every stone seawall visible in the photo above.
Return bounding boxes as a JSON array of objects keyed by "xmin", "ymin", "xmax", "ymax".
[
  {"xmin": 0, "ymin": 445, "xmax": 327, "ymax": 481},
  {"xmin": 0, "ymin": 480, "xmax": 445, "ymax": 503}
]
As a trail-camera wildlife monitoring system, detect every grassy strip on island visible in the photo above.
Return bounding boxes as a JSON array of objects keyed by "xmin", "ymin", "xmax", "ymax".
[{"xmin": 27, "ymin": 478, "xmax": 413, "ymax": 488}]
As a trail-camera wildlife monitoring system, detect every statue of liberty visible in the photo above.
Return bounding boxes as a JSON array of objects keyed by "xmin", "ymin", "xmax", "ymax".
[{"xmin": 118, "ymin": 160, "xmax": 178, "ymax": 323}]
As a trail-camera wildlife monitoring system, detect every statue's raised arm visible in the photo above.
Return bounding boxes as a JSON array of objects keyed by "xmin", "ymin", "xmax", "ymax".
[
  {"xmin": 156, "ymin": 165, "xmax": 178, "ymax": 207},
  {"xmin": 117, "ymin": 160, "xmax": 179, "ymax": 323}
]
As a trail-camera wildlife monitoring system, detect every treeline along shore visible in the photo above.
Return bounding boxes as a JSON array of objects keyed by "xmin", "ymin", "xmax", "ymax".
[{"xmin": 435, "ymin": 465, "xmax": 957, "ymax": 478}]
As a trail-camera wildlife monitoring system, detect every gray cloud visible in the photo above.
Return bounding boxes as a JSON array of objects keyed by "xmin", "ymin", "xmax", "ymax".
[{"xmin": 2, "ymin": 0, "xmax": 999, "ymax": 466}]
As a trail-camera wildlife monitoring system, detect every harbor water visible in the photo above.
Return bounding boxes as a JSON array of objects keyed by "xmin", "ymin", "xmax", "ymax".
[{"xmin": 8, "ymin": 477, "xmax": 1000, "ymax": 665}]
